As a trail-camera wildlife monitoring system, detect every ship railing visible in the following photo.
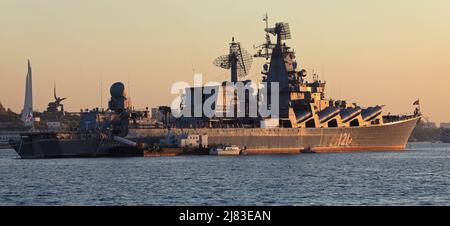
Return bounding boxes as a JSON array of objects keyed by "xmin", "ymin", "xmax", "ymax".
[{"xmin": 382, "ymin": 114, "xmax": 417, "ymax": 123}]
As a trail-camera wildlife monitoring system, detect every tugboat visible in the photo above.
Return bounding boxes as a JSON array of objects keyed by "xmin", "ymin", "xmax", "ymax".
[{"xmin": 209, "ymin": 145, "xmax": 241, "ymax": 156}]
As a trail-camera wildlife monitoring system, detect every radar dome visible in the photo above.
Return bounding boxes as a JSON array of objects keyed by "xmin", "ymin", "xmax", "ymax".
[{"xmin": 110, "ymin": 82, "xmax": 126, "ymax": 97}]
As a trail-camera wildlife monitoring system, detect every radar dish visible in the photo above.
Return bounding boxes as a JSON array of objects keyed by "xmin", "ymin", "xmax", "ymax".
[
  {"xmin": 276, "ymin": 22, "xmax": 291, "ymax": 40},
  {"xmin": 213, "ymin": 55, "xmax": 231, "ymax": 69},
  {"xmin": 231, "ymin": 43, "xmax": 253, "ymax": 78},
  {"xmin": 213, "ymin": 38, "xmax": 253, "ymax": 81}
]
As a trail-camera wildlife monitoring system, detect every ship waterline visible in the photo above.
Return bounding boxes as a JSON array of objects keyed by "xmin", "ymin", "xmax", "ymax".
[{"xmin": 9, "ymin": 116, "xmax": 419, "ymax": 159}]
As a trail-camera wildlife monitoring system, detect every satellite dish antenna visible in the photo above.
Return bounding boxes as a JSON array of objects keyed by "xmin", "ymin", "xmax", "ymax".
[{"xmin": 213, "ymin": 37, "xmax": 253, "ymax": 82}]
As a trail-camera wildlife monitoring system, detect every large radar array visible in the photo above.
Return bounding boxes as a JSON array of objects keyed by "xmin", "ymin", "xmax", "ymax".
[
  {"xmin": 213, "ymin": 37, "xmax": 253, "ymax": 83},
  {"xmin": 254, "ymin": 14, "xmax": 292, "ymax": 59}
]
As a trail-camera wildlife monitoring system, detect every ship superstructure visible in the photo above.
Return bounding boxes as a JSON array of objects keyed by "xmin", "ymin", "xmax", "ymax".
[{"xmin": 174, "ymin": 16, "xmax": 401, "ymax": 130}]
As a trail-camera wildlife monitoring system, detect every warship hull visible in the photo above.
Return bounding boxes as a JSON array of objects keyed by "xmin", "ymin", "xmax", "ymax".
[
  {"xmin": 9, "ymin": 117, "xmax": 418, "ymax": 158},
  {"xmin": 9, "ymin": 136, "xmax": 143, "ymax": 159},
  {"xmin": 129, "ymin": 117, "xmax": 420, "ymax": 154}
]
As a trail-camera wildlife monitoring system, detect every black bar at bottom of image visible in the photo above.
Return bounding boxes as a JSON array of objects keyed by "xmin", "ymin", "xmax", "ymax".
[{"xmin": 0, "ymin": 206, "xmax": 446, "ymax": 225}]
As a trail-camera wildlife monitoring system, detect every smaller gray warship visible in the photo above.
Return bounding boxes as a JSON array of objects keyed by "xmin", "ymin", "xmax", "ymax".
[{"xmin": 9, "ymin": 82, "xmax": 146, "ymax": 158}]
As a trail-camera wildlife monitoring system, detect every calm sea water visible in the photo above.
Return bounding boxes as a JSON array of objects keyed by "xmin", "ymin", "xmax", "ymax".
[{"xmin": 0, "ymin": 142, "xmax": 449, "ymax": 206}]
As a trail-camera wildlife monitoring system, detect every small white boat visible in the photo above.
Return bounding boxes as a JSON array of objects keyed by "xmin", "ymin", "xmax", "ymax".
[{"xmin": 209, "ymin": 145, "xmax": 241, "ymax": 156}]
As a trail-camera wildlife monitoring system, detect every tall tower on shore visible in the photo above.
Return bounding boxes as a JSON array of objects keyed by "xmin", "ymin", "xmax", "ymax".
[{"xmin": 20, "ymin": 59, "xmax": 34, "ymax": 127}]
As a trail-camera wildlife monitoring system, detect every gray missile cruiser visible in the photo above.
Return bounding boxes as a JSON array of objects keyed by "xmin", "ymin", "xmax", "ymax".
[
  {"xmin": 9, "ymin": 16, "xmax": 420, "ymax": 158},
  {"xmin": 127, "ymin": 16, "xmax": 421, "ymax": 154}
]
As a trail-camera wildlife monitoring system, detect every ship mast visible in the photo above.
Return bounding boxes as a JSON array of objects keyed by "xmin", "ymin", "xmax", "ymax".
[{"xmin": 263, "ymin": 13, "xmax": 270, "ymax": 60}]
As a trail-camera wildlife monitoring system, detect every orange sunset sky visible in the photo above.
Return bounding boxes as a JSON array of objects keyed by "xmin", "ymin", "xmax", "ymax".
[{"xmin": 0, "ymin": 0, "xmax": 449, "ymax": 123}]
